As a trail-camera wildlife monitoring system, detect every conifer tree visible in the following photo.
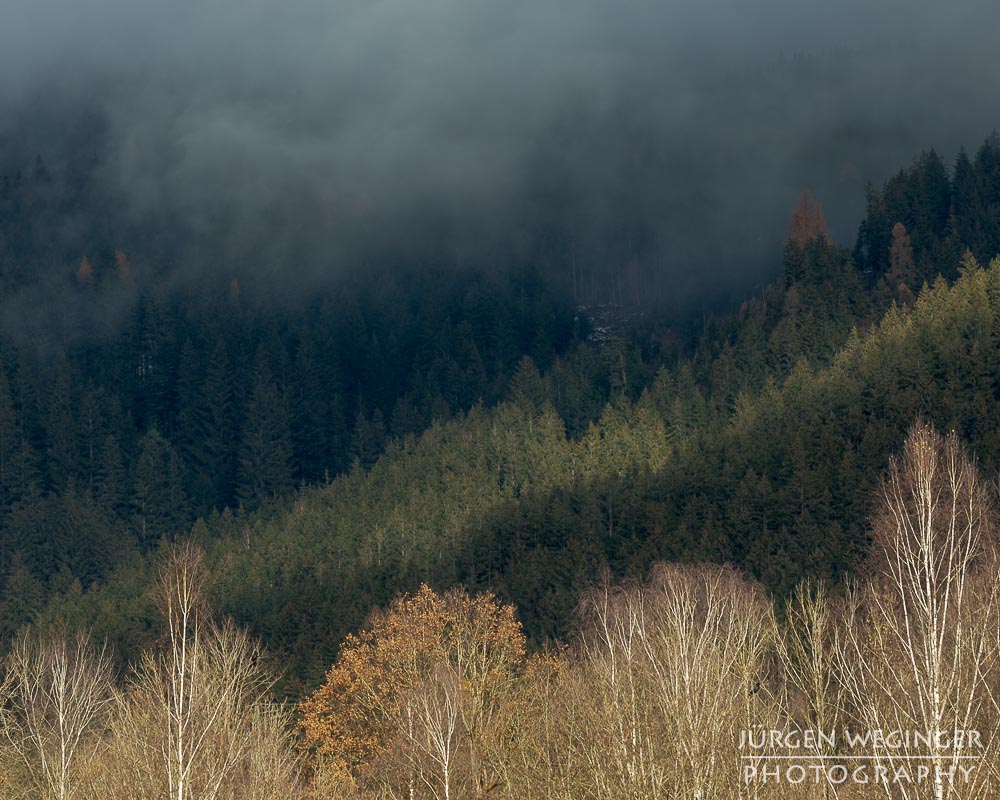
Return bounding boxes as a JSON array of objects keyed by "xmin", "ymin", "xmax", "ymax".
[
  {"xmin": 173, "ymin": 338, "xmax": 203, "ymax": 460},
  {"xmin": 885, "ymin": 221, "xmax": 917, "ymax": 305},
  {"xmin": 786, "ymin": 188, "xmax": 832, "ymax": 249},
  {"xmin": 132, "ymin": 428, "xmax": 187, "ymax": 548},
  {"xmin": 0, "ymin": 357, "xmax": 16, "ymax": 514},
  {"xmin": 185, "ymin": 340, "xmax": 236, "ymax": 509},
  {"xmin": 953, "ymin": 146, "xmax": 995, "ymax": 266},
  {"xmin": 348, "ymin": 403, "xmax": 386, "ymax": 470},
  {"xmin": 93, "ymin": 433, "xmax": 127, "ymax": 515},
  {"xmin": 290, "ymin": 334, "xmax": 329, "ymax": 483},
  {"xmin": 237, "ymin": 351, "xmax": 294, "ymax": 505},
  {"xmin": 973, "ymin": 132, "xmax": 1000, "ymax": 262},
  {"xmin": 507, "ymin": 356, "xmax": 546, "ymax": 412},
  {"xmin": 10, "ymin": 436, "xmax": 42, "ymax": 510},
  {"xmin": 44, "ymin": 359, "xmax": 77, "ymax": 493}
]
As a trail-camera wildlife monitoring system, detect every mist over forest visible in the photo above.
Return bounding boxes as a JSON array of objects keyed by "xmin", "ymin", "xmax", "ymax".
[
  {"xmin": 3, "ymin": 0, "xmax": 1000, "ymax": 335},
  {"xmin": 2, "ymin": 1, "xmax": 1000, "ymax": 797}
]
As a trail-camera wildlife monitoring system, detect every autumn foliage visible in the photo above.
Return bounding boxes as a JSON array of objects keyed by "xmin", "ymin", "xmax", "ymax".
[
  {"xmin": 297, "ymin": 424, "xmax": 1000, "ymax": 799},
  {"xmin": 2, "ymin": 426, "xmax": 1000, "ymax": 798},
  {"xmin": 884, "ymin": 221, "xmax": 918, "ymax": 304},
  {"xmin": 786, "ymin": 188, "xmax": 832, "ymax": 248},
  {"xmin": 298, "ymin": 585, "xmax": 527, "ymax": 798},
  {"xmin": 75, "ymin": 256, "xmax": 94, "ymax": 287}
]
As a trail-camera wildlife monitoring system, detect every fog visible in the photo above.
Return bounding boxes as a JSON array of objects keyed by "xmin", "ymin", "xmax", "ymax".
[{"xmin": 1, "ymin": 0, "xmax": 998, "ymax": 316}]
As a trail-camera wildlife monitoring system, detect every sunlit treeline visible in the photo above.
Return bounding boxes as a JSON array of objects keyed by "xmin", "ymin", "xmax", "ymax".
[
  {"xmin": 0, "ymin": 543, "xmax": 300, "ymax": 799},
  {"xmin": 2, "ymin": 421, "xmax": 999, "ymax": 799}
]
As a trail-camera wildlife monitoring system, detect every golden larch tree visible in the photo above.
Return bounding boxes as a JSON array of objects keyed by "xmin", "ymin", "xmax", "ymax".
[{"xmin": 787, "ymin": 189, "xmax": 832, "ymax": 248}]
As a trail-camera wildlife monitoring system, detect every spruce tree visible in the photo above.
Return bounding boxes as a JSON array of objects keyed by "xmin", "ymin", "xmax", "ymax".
[
  {"xmin": 94, "ymin": 433, "xmax": 127, "ymax": 515},
  {"xmin": 0, "ymin": 357, "xmax": 16, "ymax": 514},
  {"xmin": 236, "ymin": 350, "xmax": 294, "ymax": 505},
  {"xmin": 290, "ymin": 334, "xmax": 329, "ymax": 483},
  {"xmin": 44, "ymin": 359, "xmax": 77, "ymax": 492},
  {"xmin": 186, "ymin": 340, "xmax": 237, "ymax": 509},
  {"xmin": 132, "ymin": 428, "xmax": 187, "ymax": 549}
]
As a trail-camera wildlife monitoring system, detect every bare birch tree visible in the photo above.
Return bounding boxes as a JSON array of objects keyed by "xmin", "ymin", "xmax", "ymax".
[
  {"xmin": 837, "ymin": 422, "xmax": 1000, "ymax": 800},
  {"xmin": 576, "ymin": 576, "xmax": 666, "ymax": 799},
  {"xmin": 501, "ymin": 652, "xmax": 585, "ymax": 800},
  {"xmin": 85, "ymin": 541, "xmax": 298, "ymax": 800},
  {"xmin": 0, "ymin": 628, "xmax": 112, "ymax": 800},
  {"xmin": 575, "ymin": 564, "xmax": 780, "ymax": 800},
  {"xmin": 401, "ymin": 664, "xmax": 463, "ymax": 800},
  {"xmin": 780, "ymin": 579, "xmax": 843, "ymax": 800}
]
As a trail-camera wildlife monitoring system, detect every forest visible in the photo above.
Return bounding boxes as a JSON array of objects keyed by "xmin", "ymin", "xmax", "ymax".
[
  {"xmin": 2, "ymin": 22, "xmax": 1000, "ymax": 787},
  {"xmin": 3, "ymin": 419, "xmax": 1000, "ymax": 800}
]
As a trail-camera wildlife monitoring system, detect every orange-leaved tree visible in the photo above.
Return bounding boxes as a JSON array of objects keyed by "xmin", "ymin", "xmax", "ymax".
[
  {"xmin": 299, "ymin": 584, "xmax": 527, "ymax": 799},
  {"xmin": 786, "ymin": 188, "xmax": 832, "ymax": 248}
]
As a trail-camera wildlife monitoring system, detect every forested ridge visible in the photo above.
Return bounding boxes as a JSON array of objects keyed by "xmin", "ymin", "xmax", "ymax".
[
  {"xmin": 2, "ymin": 133, "xmax": 1000, "ymax": 796},
  {"xmin": 2, "ymin": 133, "xmax": 994, "ymax": 674}
]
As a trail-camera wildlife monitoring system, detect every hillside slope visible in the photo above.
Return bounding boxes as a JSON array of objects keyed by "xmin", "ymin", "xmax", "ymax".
[{"xmin": 44, "ymin": 253, "xmax": 1000, "ymax": 692}]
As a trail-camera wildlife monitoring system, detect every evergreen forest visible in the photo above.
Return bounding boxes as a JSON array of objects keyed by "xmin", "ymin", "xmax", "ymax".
[{"xmin": 3, "ymin": 101, "xmax": 1000, "ymax": 796}]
